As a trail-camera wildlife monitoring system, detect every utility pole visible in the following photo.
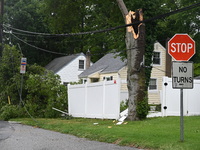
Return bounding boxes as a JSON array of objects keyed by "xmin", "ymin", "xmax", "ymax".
[{"xmin": 0, "ymin": 0, "xmax": 4, "ymax": 56}]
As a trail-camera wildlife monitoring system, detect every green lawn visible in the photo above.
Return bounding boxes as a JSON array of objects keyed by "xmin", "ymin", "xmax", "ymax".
[{"xmin": 12, "ymin": 116, "xmax": 200, "ymax": 150}]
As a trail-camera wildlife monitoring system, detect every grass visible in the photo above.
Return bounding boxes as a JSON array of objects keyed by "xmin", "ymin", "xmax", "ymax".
[{"xmin": 12, "ymin": 116, "xmax": 200, "ymax": 150}]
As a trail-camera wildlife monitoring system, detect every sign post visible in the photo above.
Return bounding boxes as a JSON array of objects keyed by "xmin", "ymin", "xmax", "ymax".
[
  {"xmin": 172, "ymin": 61, "xmax": 193, "ymax": 142},
  {"xmin": 19, "ymin": 58, "xmax": 27, "ymax": 106},
  {"xmin": 168, "ymin": 34, "xmax": 195, "ymax": 142}
]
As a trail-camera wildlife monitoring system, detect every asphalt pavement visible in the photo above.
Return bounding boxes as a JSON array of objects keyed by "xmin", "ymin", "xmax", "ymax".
[{"xmin": 0, "ymin": 121, "xmax": 141, "ymax": 150}]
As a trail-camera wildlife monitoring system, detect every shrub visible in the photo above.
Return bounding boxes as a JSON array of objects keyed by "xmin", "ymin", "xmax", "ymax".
[
  {"xmin": 136, "ymin": 95, "xmax": 149, "ymax": 119},
  {"xmin": 0, "ymin": 45, "xmax": 68, "ymax": 119},
  {"xmin": 0, "ymin": 104, "xmax": 19, "ymax": 121}
]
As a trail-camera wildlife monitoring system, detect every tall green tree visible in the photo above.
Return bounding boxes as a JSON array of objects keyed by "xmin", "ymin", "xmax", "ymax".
[
  {"xmin": 156, "ymin": 0, "xmax": 200, "ymax": 62},
  {"xmin": 4, "ymin": 0, "xmax": 55, "ymax": 66},
  {"xmin": 42, "ymin": 0, "xmax": 125, "ymax": 62},
  {"xmin": 0, "ymin": 44, "xmax": 21, "ymax": 107}
]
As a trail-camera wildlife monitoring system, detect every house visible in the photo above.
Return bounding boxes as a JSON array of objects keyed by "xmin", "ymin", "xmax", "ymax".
[
  {"xmin": 148, "ymin": 41, "xmax": 172, "ymax": 104},
  {"xmin": 45, "ymin": 53, "xmax": 92, "ymax": 85},
  {"xmin": 79, "ymin": 53, "xmax": 128, "ymax": 101},
  {"xmin": 79, "ymin": 42, "xmax": 172, "ymax": 105}
]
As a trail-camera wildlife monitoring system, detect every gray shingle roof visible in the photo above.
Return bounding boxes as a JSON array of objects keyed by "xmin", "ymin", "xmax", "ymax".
[
  {"xmin": 79, "ymin": 53, "xmax": 126, "ymax": 78},
  {"xmin": 45, "ymin": 53, "xmax": 84, "ymax": 73}
]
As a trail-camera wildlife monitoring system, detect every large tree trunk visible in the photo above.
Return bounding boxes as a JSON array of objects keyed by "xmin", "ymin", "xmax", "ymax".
[{"xmin": 116, "ymin": 0, "xmax": 146, "ymax": 120}]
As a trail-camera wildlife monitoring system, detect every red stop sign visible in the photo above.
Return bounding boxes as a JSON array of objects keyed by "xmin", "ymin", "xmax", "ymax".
[{"xmin": 168, "ymin": 34, "xmax": 195, "ymax": 61}]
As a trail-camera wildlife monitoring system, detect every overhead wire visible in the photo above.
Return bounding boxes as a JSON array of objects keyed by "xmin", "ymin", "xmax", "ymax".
[
  {"xmin": 10, "ymin": 32, "xmax": 147, "ymax": 56},
  {"xmin": 11, "ymin": 31, "xmax": 171, "ymax": 74},
  {"xmin": 3, "ymin": 2, "xmax": 200, "ymax": 37},
  {"xmin": 2, "ymin": 2, "xmax": 200, "ymax": 58},
  {"xmin": 11, "ymin": 33, "xmax": 69, "ymax": 55}
]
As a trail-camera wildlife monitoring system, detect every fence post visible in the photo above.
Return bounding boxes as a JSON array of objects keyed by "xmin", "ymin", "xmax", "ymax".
[
  {"xmin": 102, "ymin": 80, "xmax": 106, "ymax": 118},
  {"xmin": 84, "ymin": 82, "xmax": 88, "ymax": 118},
  {"xmin": 162, "ymin": 76, "xmax": 168, "ymax": 117},
  {"xmin": 68, "ymin": 84, "xmax": 71, "ymax": 115},
  {"xmin": 117, "ymin": 78, "xmax": 121, "ymax": 118}
]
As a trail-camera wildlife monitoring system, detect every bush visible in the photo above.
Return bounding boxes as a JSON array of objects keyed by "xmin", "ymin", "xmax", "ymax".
[
  {"xmin": 25, "ymin": 70, "xmax": 68, "ymax": 118},
  {"xmin": 136, "ymin": 96, "xmax": 149, "ymax": 119},
  {"xmin": 0, "ymin": 104, "xmax": 19, "ymax": 121},
  {"xmin": 0, "ymin": 45, "xmax": 68, "ymax": 119}
]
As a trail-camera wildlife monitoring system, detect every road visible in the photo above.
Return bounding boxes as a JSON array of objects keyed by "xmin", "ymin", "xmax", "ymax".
[{"xmin": 0, "ymin": 121, "xmax": 141, "ymax": 150}]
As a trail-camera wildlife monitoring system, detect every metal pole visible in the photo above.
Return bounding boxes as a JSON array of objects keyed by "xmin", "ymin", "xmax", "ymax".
[
  {"xmin": 180, "ymin": 88, "xmax": 184, "ymax": 142},
  {"xmin": 19, "ymin": 74, "xmax": 24, "ymax": 106}
]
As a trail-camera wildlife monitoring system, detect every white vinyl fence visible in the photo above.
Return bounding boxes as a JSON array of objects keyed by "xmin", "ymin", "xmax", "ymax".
[
  {"xmin": 68, "ymin": 80, "xmax": 120, "ymax": 119},
  {"xmin": 162, "ymin": 77, "xmax": 200, "ymax": 116}
]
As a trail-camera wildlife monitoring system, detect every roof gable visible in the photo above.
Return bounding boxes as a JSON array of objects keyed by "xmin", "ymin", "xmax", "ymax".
[
  {"xmin": 79, "ymin": 53, "xmax": 126, "ymax": 78},
  {"xmin": 154, "ymin": 41, "xmax": 166, "ymax": 52},
  {"xmin": 45, "ymin": 53, "xmax": 84, "ymax": 73}
]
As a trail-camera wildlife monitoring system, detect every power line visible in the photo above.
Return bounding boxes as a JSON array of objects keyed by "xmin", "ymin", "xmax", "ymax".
[
  {"xmin": 3, "ymin": 2, "xmax": 200, "ymax": 37},
  {"xmin": 11, "ymin": 33, "xmax": 69, "ymax": 55},
  {"xmin": 4, "ymin": 2, "xmax": 200, "ymax": 56},
  {"xmin": 10, "ymin": 31, "xmax": 157, "ymax": 56}
]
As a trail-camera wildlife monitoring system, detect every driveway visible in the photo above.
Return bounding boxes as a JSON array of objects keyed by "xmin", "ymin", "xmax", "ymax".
[{"xmin": 0, "ymin": 121, "xmax": 141, "ymax": 150}]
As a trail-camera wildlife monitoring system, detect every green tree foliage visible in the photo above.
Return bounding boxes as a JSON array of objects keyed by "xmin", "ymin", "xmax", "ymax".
[
  {"xmin": 194, "ymin": 63, "xmax": 200, "ymax": 77},
  {"xmin": 156, "ymin": 0, "xmax": 200, "ymax": 63},
  {"xmin": 0, "ymin": 45, "xmax": 68, "ymax": 120},
  {"xmin": 0, "ymin": 44, "xmax": 21, "ymax": 107},
  {"xmin": 4, "ymin": 0, "xmax": 200, "ymax": 67},
  {"xmin": 42, "ymin": 0, "xmax": 125, "ymax": 62},
  {"xmin": 4, "ymin": 0, "xmax": 54, "ymax": 66}
]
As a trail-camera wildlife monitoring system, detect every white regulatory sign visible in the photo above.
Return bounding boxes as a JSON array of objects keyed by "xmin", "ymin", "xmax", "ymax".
[
  {"xmin": 20, "ymin": 58, "xmax": 27, "ymax": 74},
  {"xmin": 172, "ymin": 61, "xmax": 193, "ymax": 89}
]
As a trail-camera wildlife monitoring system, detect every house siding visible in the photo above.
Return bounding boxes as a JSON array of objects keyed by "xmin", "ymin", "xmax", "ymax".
[
  {"xmin": 56, "ymin": 55, "xmax": 86, "ymax": 83},
  {"xmin": 118, "ymin": 66, "xmax": 128, "ymax": 91},
  {"xmin": 99, "ymin": 73, "xmax": 118, "ymax": 82},
  {"xmin": 148, "ymin": 42, "xmax": 166, "ymax": 104}
]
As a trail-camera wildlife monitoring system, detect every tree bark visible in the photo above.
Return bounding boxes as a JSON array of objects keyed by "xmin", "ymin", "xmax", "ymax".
[
  {"xmin": 116, "ymin": 0, "xmax": 128, "ymax": 21},
  {"xmin": 116, "ymin": 0, "xmax": 146, "ymax": 120}
]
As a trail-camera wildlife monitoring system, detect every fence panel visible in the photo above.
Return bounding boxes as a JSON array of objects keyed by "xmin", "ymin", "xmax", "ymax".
[
  {"xmin": 86, "ymin": 83, "xmax": 104, "ymax": 118},
  {"xmin": 162, "ymin": 77, "xmax": 200, "ymax": 116},
  {"xmin": 68, "ymin": 84, "xmax": 86, "ymax": 117},
  {"xmin": 68, "ymin": 81, "xmax": 120, "ymax": 119},
  {"xmin": 186, "ymin": 80, "xmax": 200, "ymax": 115}
]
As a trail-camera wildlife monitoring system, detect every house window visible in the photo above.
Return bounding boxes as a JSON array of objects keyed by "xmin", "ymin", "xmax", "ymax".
[
  {"xmin": 153, "ymin": 52, "xmax": 160, "ymax": 65},
  {"xmin": 103, "ymin": 76, "xmax": 113, "ymax": 81},
  {"xmin": 91, "ymin": 78, "xmax": 99, "ymax": 83},
  {"xmin": 63, "ymin": 82, "xmax": 69, "ymax": 86},
  {"xmin": 106, "ymin": 76, "xmax": 113, "ymax": 81},
  {"xmin": 79, "ymin": 60, "xmax": 84, "ymax": 70},
  {"xmin": 149, "ymin": 78, "xmax": 157, "ymax": 90}
]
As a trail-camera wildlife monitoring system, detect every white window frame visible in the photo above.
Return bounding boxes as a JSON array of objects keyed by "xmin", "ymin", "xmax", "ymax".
[
  {"xmin": 149, "ymin": 78, "xmax": 158, "ymax": 91},
  {"xmin": 79, "ymin": 60, "xmax": 85, "ymax": 70},
  {"xmin": 103, "ymin": 76, "xmax": 113, "ymax": 81},
  {"xmin": 152, "ymin": 51, "xmax": 161, "ymax": 66}
]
